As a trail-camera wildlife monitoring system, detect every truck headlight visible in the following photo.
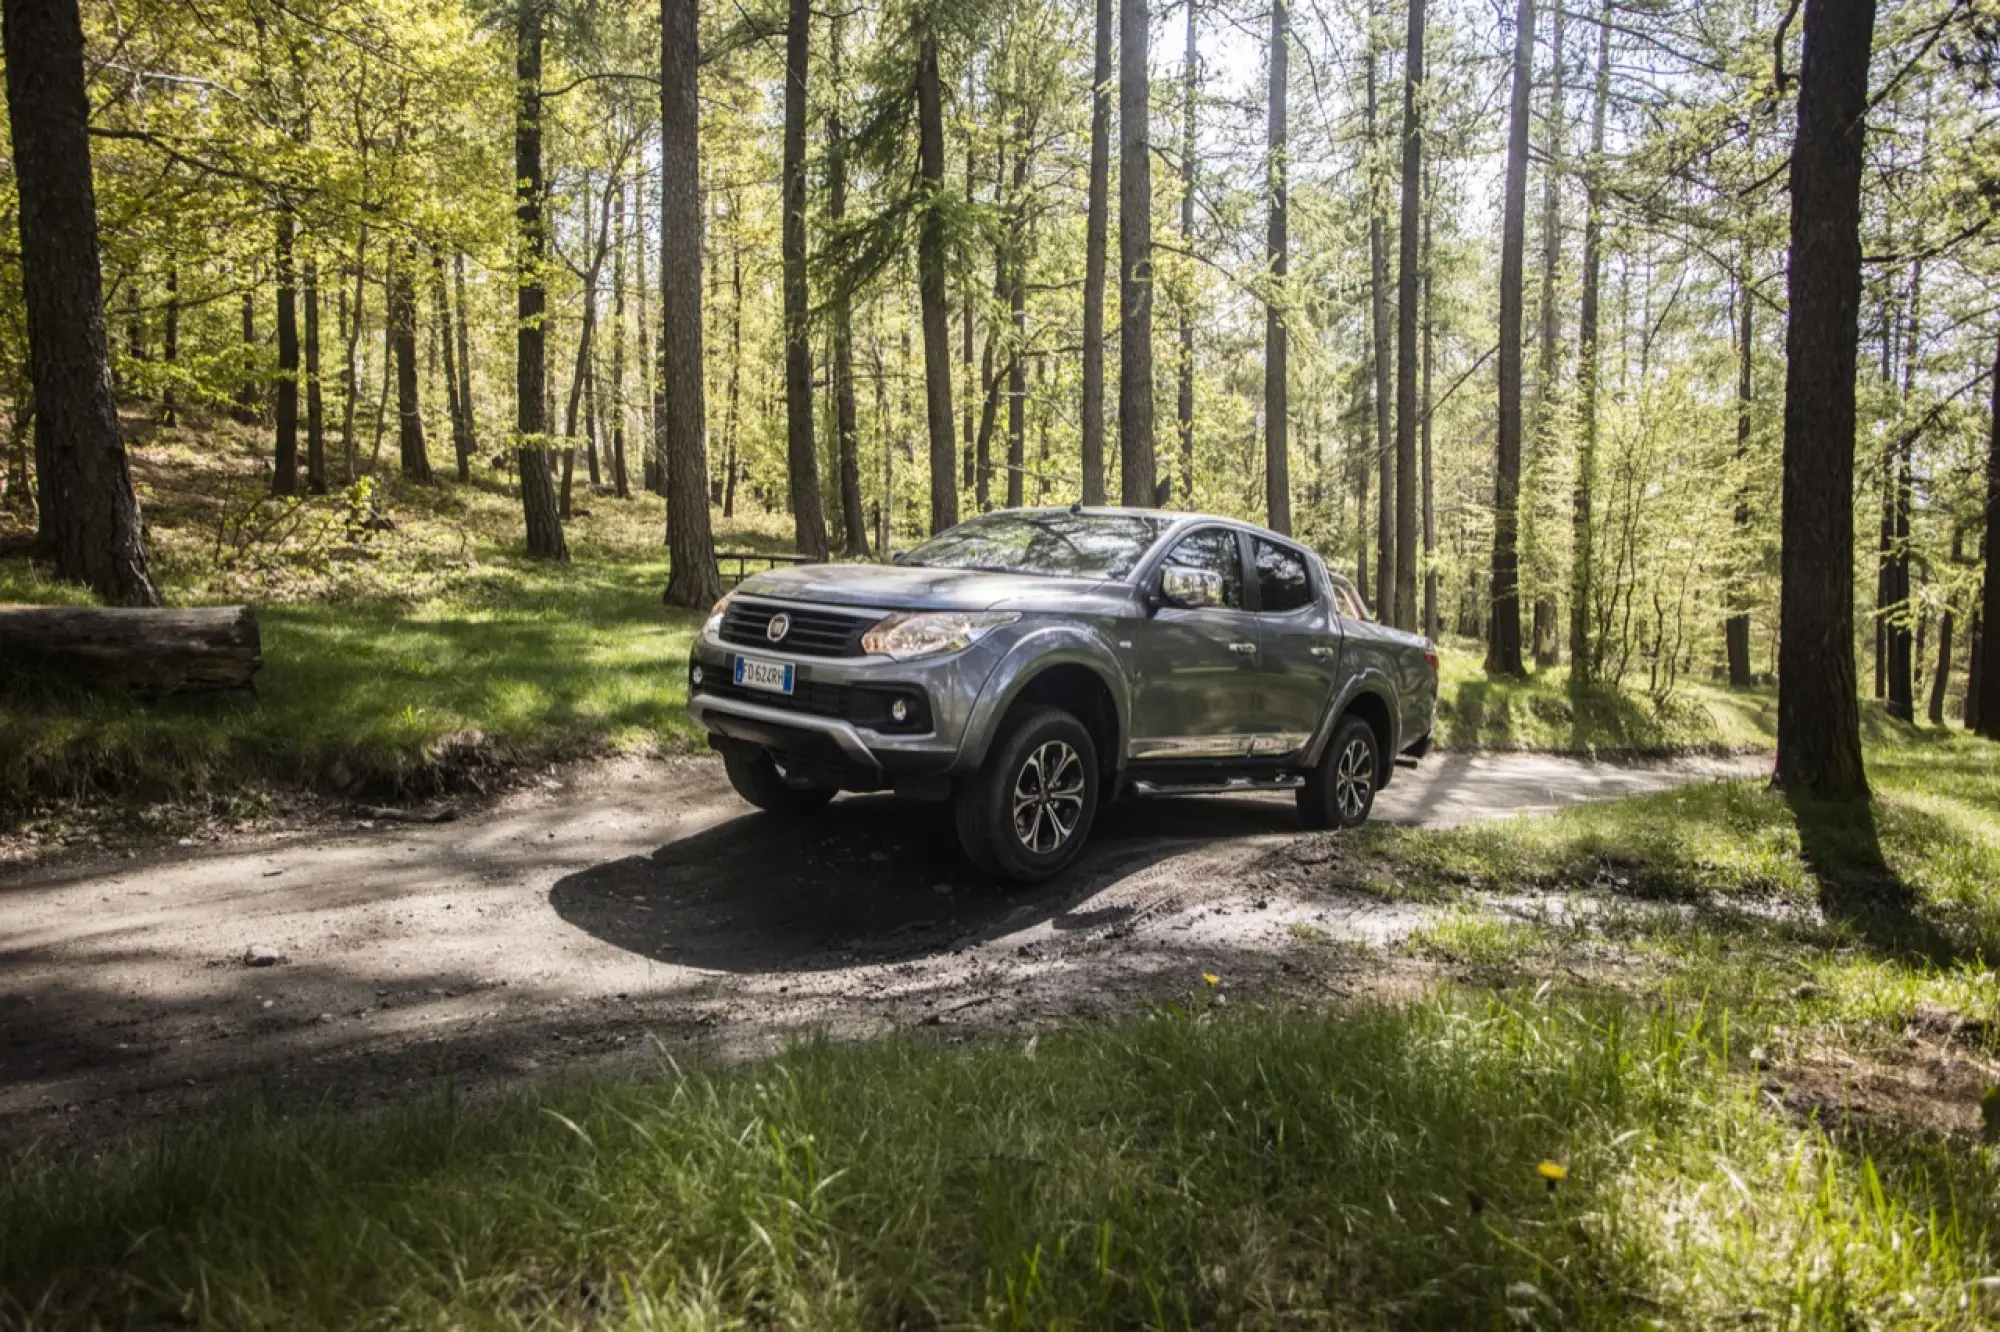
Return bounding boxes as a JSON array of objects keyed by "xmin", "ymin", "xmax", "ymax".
[
  {"xmin": 862, "ymin": 611, "xmax": 1019, "ymax": 660},
  {"xmin": 703, "ymin": 594, "xmax": 734, "ymax": 638}
]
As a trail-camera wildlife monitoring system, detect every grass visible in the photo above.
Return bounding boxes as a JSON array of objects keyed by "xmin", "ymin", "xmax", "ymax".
[
  {"xmin": 1430, "ymin": 645, "xmax": 1782, "ymax": 755},
  {"xmin": 5, "ymin": 990, "xmax": 1997, "ymax": 1329},
  {"xmin": 0, "ymin": 421, "xmax": 808, "ymax": 811}
]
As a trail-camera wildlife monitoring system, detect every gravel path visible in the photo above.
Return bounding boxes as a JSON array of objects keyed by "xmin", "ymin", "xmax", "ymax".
[{"xmin": 0, "ymin": 749, "xmax": 1764, "ymax": 1147}]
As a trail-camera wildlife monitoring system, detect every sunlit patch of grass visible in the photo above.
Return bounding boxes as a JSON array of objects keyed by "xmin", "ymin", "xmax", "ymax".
[{"xmin": 3, "ymin": 994, "xmax": 1995, "ymax": 1328}]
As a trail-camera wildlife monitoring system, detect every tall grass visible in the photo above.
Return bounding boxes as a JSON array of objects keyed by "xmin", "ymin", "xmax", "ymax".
[{"xmin": 4, "ymin": 993, "xmax": 1993, "ymax": 1328}]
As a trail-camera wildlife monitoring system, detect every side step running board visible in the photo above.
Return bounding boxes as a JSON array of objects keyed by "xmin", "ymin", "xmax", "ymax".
[{"xmin": 1130, "ymin": 774, "xmax": 1306, "ymax": 797}]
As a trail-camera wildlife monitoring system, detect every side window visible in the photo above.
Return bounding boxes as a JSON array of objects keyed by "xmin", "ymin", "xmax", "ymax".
[
  {"xmin": 1330, "ymin": 580, "xmax": 1369, "ymax": 621},
  {"xmin": 1160, "ymin": 528, "xmax": 1244, "ymax": 609},
  {"xmin": 1253, "ymin": 538, "xmax": 1315, "ymax": 614}
]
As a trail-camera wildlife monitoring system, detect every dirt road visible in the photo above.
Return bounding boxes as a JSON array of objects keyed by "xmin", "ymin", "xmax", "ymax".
[{"xmin": 0, "ymin": 750, "xmax": 1762, "ymax": 1146}]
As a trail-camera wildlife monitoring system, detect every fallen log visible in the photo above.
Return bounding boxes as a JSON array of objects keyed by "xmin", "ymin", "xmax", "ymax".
[{"xmin": 0, "ymin": 604, "xmax": 262, "ymax": 694}]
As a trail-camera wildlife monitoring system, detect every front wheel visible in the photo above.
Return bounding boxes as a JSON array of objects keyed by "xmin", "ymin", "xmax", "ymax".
[
  {"xmin": 954, "ymin": 705, "xmax": 1099, "ymax": 884},
  {"xmin": 1298, "ymin": 716, "xmax": 1380, "ymax": 830},
  {"xmin": 723, "ymin": 749, "xmax": 837, "ymax": 817}
]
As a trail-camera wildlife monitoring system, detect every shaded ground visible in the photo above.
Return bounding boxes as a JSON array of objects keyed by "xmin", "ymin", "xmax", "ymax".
[{"xmin": 0, "ymin": 750, "xmax": 1761, "ymax": 1149}]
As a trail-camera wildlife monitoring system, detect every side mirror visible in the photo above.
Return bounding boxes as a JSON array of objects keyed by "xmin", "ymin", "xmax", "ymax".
[
  {"xmin": 1160, "ymin": 565, "xmax": 1224, "ymax": 610},
  {"xmin": 888, "ymin": 549, "xmax": 909, "ymax": 566}
]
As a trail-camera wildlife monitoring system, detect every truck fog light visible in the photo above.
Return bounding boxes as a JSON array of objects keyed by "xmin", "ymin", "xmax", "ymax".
[
  {"xmin": 890, "ymin": 698, "xmax": 910, "ymax": 723},
  {"xmin": 691, "ymin": 665, "xmax": 704, "ymax": 686}
]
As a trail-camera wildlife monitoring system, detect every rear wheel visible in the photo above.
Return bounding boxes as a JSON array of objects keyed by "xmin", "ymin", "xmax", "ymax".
[
  {"xmin": 1298, "ymin": 715, "xmax": 1380, "ymax": 830},
  {"xmin": 955, "ymin": 706, "xmax": 1099, "ymax": 884},
  {"xmin": 722, "ymin": 749, "xmax": 837, "ymax": 817}
]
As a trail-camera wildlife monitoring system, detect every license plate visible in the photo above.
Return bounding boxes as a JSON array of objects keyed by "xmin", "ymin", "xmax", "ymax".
[{"xmin": 733, "ymin": 656, "xmax": 795, "ymax": 695}]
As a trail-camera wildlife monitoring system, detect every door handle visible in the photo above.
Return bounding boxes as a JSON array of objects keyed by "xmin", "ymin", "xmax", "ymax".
[
  {"xmin": 1228, "ymin": 641, "xmax": 1258, "ymax": 655},
  {"xmin": 1310, "ymin": 645, "xmax": 1336, "ymax": 659}
]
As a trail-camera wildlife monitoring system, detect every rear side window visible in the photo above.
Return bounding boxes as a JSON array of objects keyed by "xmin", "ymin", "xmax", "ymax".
[
  {"xmin": 1253, "ymin": 538, "xmax": 1315, "ymax": 613},
  {"xmin": 1161, "ymin": 528, "xmax": 1244, "ymax": 609},
  {"xmin": 1332, "ymin": 580, "xmax": 1371, "ymax": 621}
]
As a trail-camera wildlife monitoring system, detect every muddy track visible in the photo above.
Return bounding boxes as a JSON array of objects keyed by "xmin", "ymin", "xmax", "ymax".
[{"xmin": 0, "ymin": 751, "xmax": 1762, "ymax": 1149}]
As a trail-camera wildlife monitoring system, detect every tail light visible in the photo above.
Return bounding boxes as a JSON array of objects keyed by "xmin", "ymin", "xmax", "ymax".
[{"xmin": 1423, "ymin": 649, "xmax": 1439, "ymax": 673}]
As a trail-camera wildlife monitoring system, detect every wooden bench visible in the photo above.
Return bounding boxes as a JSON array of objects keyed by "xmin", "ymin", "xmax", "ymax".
[{"xmin": 714, "ymin": 551, "xmax": 816, "ymax": 588}]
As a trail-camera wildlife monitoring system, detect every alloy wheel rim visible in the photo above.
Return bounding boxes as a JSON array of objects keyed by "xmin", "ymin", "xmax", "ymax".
[
  {"xmin": 1012, "ymin": 740, "xmax": 1086, "ymax": 854},
  {"xmin": 1334, "ymin": 737, "xmax": 1374, "ymax": 821}
]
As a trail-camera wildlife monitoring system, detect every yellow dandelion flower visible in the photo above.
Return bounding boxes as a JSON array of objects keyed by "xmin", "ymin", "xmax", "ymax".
[
  {"xmin": 1537, "ymin": 1161, "xmax": 1567, "ymax": 1183},
  {"xmin": 1202, "ymin": 973, "xmax": 1220, "ymax": 987}
]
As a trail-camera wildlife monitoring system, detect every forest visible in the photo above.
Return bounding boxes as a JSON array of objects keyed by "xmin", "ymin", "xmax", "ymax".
[{"xmin": 0, "ymin": 0, "xmax": 1997, "ymax": 782}]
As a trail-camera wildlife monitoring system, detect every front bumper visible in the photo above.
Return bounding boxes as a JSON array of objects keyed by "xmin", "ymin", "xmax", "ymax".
[{"xmin": 686, "ymin": 617, "xmax": 1011, "ymax": 786}]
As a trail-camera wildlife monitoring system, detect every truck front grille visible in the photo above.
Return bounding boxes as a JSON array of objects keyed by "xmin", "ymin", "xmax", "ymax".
[{"xmin": 718, "ymin": 599, "xmax": 876, "ymax": 658}]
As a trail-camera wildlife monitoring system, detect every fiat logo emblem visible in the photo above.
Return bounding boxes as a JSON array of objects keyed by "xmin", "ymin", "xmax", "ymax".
[{"xmin": 766, "ymin": 613, "xmax": 791, "ymax": 643}]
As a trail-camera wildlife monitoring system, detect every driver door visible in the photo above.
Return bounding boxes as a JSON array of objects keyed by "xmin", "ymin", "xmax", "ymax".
[{"xmin": 1125, "ymin": 527, "xmax": 1268, "ymax": 760}]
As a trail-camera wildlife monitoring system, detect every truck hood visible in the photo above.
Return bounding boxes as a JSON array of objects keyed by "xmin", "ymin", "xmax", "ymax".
[{"xmin": 733, "ymin": 563, "xmax": 1141, "ymax": 616}]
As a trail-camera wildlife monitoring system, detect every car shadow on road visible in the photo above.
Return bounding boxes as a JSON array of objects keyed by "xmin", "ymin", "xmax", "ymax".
[{"xmin": 548, "ymin": 793, "xmax": 1304, "ymax": 974}]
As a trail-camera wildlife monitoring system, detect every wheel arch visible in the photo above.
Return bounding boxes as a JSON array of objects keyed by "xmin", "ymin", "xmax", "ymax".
[{"xmin": 956, "ymin": 632, "xmax": 1129, "ymax": 785}]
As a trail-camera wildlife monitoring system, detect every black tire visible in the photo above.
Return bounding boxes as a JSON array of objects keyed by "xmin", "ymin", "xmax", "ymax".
[
  {"xmin": 722, "ymin": 749, "xmax": 837, "ymax": 816},
  {"xmin": 954, "ymin": 705, "xmax": 1100, "ymax": 884},
  {"xmin": 1298, "ymin": 715, "xmax": 1380, "ymax": 831}
]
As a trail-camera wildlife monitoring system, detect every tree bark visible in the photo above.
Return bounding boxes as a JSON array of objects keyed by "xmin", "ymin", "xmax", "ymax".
[
  {"xmin": 391, "ymin": 241, "xmax": 430, "ymax": 483},
  {"xmin": 1883, "ymin": 264, "xmax": 1920, "ymax": 721},
  {"xmin": 1774, "ymin": 0, "xmax": 1875, "ymax": 797},
  {"xmin": 1263, "ymin": 0, "xmax": 1290, "ymax": 534},
  {"xmin": 432, "ymin": 246, "xmax": 470, "ymax": 482},
  {"xmin": 1487, "ymin": 0, "xmax": 1533, "ymax": 677},
  {"xmin": 1725, "ymin": 245, "xmax": 1755, "ymax": 686},
  {"xmin": 1930, "ymin": 527, "xmax": 1961, "ymax": 725},
  {"xmin": 1529, "ymin": 0, "xmax": 1564, "ymax": 665},
  {"xmin": 236, "ymin": 289, "xmax": 260, "ymax": 423},
  {"xmin": 515, "ymin": 2, "xmax": 566, "ymax": 559},
  {"xmin": 1, "ymin": 0, "xmax": 156, "ymax": 605},
  {"xmin": 303, "ymin": 246, "xmax": 326, "ymax": 493},
  {"xmin": 829, "ymin": 15, "xmax": 867, "ymax": 552},
  {"xmin": 1081, "ymin": 0, "xmax": 1112, "ymax": 505},
  {"xmin": 1391, "ymin": 0, "xmax": 1424, "ymax": 630},
  {"xmin": 1176, "ymin": 0, "xmax": 1197, "ymax": 502},
  {"xmin": 781, "ymin": 0, "xmax": 829, "ymax": 559},
  {"xmin": 660, "ymin": 0, "xmax": 721, "ymax": 606},
  {"xmin": 0, "ymin": 605, "xmax": 259, "ymax": 694},
  {"xmin": 1366, "ymin": 34, "xmax": 1392, "ymax": 602},
  {"xmin": 611, "ymin": 180, "xmax": 630, "ymax": 500},
  {"xmin": 455, "ymin": 250, "xmax": 477, "ymax": 468},
  {"xmin": 1976, "ymin": 327, "xmax": 2000, "ymax": 738},
  {"xmin": 273, "ymin": 212, "xmax": 300, "ymax": 497},
  {"xmin": 916, "ymin": 32, "xmax": 959, "ymax": 534},
  {"xmin": 1006, "ymin": 111, "xmax": 1029, "ymax": 511},
  {"xmin": 1572, "ymin": 6, "xmax": 1609, "ymax": 683},
  {"xmin": 341, "ymin": 226, "xmax": 367, "ymax": 483},
  {"xmin": 723, "ymin": 233, "xmax": 743, "ymax": 517},
  {"xmin": 1421, "ymin": 167, "xmax": 1437, "ymax": 641},
  {"xmin": 1118, "ymin": 0, "xmax": 1157, "ymax": 506},
  {"xmin": 161, "ymin": 263, "xmax": 180, "ymax": 427}
]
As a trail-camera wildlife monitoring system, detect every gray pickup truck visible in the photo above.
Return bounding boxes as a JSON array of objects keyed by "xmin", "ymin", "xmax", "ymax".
[{"xmin": 687, "ymin": 507, "xmax": 1437, "ymax": 882}]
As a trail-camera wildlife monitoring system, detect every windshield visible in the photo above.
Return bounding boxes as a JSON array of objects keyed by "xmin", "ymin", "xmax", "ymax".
[{"xmin": 898, "ymin": 511, "xmax": 1167, "ymax": 580}]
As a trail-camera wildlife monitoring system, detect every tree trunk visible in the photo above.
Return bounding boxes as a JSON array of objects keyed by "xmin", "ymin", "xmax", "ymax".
[
  {"xmin": 161, "ymin": 262, "xmax": 179, "ymax": 427},
  {"xmin": 1263, "ymin": 0, "xmax": 1290, "ymax": 534},
  {"xmin": 0, "ymin": 605, "xmax": 259, "ymax": 693},
  {"xmin": 660, "ymin": 0, "xmax": 720, "ymax": 606},
  {"xmin": 1176, "ymin": 0, "xmax": 1197, "ymax": 502},
  {"xmin": 1487, "ymin": 0, "xmax": 1533, "ymax": 677},
  {"xmin": 1390, "ymin": 0, "xmax": 1424, "ymax": 630},
  {"xmin": 1, "ymin": 0, "xmax": 156, "ymax": 605},
  {"xmin": 1774, "ymin": 0, "xmax": 1875, "ymax": 797},
  {"xmin": 391, "ymin": 241, "xmax": 430, "ymax": 483},
  {"xmin": 454, "ymin": 250, "xmax": 477, "ymax": 468},
  {"xmin": 431, "ymin": 246, "xmax": 469, "ymax": 482},
  {"xmin": 1421, "ymin": 168, "xmax": 1437, "ymax": 642},
  {"xmin": 515, "ymin": 4, "xmax": 567, "ymax": 559},
  {"xmin": 977, "ymin": 142, "xmax": 1006, "ymax": 513},
  {"xmin": 1930, "ymin": 528, "xmax": 1958, "ymax": 725},
  {"xmin": 1081, "ymin": 0, "xmax": 1112, "ymax": 505},
  {"xmin": 1006, "ymin": 112, "xmax": 1029, "ymax": 511},
  {"xmin": 781, "ymin": 0, "xmax": 829, "ymax": 558},
  {"xmin": 1883, "ymin": 265, "xmax": 1921, "ymax": 721},
  {"xmin": 723, "ymin": 235, "xmax": 743, "ymax": 518},
  {"xmin": 1572, "ymin": 6, "xmax": 1608, "ymax": 683},
  {"xmin": 303, "ymin": 246, "xmax": 326, "ymax": 493},
  {"xmin": 341, "ymin": 226, "xmax": 366, "ymax": 483},
  {"xmin": 610, "ymin": 181, "xmax": 630, "ymax": 500},
  {"xmin": 1529, "ymin": 0, "xmax": 1564, "ymax": 665},
  {"xmin": 1976, "ymin": 327, "xmax": 2000, "ymax": 738},
  {"xmin": 1366, "ymin": 34, "xmax": 1392, "ymax": 602},
  {"xmin": 273, "ymin": 212, "xmax": 300, "ymax": 497},
  {"xmin": 1118, "ymin": 0, "xmax": 1157, "ymax": 506},
  {"xmin": 829, "ymin": 17, "xmax": 867, "ymax": 552},
  {"xmin": 1725, "ymin": 245, "xmax": 1755, "ymax": 686},
  {"xmin": 916, "ymin": 32, "xmax": 959, "ymax": 534},
  {"xmin": 236, "ymin": 289, "xmax": 260, "ymax": 423}
]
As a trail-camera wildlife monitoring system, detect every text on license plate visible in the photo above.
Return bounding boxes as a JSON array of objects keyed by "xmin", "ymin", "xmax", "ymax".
[{"xmin": 733, "ymin": 656, "xmax": 795, "ymax": 695}]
